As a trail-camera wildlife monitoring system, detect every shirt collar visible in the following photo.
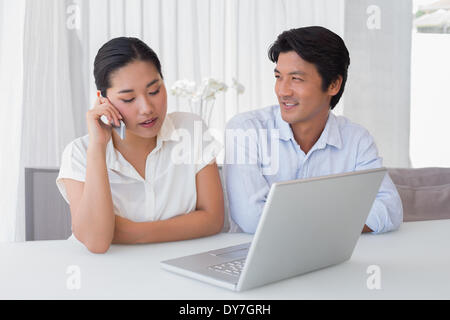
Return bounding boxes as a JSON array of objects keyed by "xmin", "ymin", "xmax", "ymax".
[
  {"xmin": 274, "ymin": 107, "xmax": 295, "ymax": 141},
  {"xmin": 106, "ymin": 114, "xmax": 180, "ymax": 170},
  {"xmin": 275, "ymin": 106, "xmax": 342, "ymax": 150},
  {"xmin": 316, "ymin": 112, "xmax": 343, "ymax": 150}
]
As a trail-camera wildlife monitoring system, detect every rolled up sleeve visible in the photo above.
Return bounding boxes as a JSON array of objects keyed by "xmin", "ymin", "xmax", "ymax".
[
  {"xmin": 223, "ymin": 117, "xmax": 271, "ymax": 234},
  {"xmin": 356, "ymin": 130, "xmax": 403, "ymax": 233}
]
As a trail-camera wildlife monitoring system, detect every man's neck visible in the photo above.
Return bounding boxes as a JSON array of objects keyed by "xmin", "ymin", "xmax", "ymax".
[{"xmin": 290, "ymin": 109, "xmax": 330, "ymax": 155}]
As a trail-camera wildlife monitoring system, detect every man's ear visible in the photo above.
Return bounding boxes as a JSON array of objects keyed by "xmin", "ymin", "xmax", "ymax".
[{"xmin": 328, "ymin": 75, "xmax": 343, "ymax": 96}]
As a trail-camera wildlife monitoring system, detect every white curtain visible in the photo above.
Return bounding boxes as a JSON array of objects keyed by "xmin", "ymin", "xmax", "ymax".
[
  {"xmin": 0, "ymin": 0, "xmax": 26, "ymax": 242},
  {"xmin": 1, "ymin": 0, "xmax": 348, "ymax": 242},
  {"xmin": 13, "ymin": 0, "xmax": 82, "ymax": 243}
]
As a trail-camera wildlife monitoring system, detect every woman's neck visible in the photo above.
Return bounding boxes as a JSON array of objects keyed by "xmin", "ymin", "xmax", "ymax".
[{"xmin": 112, "ymin": 129, "xmax": 157, "ymax": 157}]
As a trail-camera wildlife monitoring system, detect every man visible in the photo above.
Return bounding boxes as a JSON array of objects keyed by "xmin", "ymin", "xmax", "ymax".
[{"xmin": 224, "ymin": 26, "xmax": 403, "ymax": 234}]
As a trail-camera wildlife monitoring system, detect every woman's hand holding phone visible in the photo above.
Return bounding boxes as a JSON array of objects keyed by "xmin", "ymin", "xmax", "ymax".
[{"xmin": 86, "ymin": 92, "xmax": 123, "ymax": 148}]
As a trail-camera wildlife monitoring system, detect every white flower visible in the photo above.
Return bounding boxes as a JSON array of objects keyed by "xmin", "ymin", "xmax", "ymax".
[
  {"xmin": 170, "ymin": 76, "xmax": 245, "ymax": 106},
  {"xmin": 170, "ymin": 77, "xmax": 245, "ymax": 126},
  {"xmin": 231, "ymin": 78, "xmax": 245, "ymax": 95},
  {"xmin": 197, "ymin": 78, "xmax": 228, "ymax": 101},
  {"xmin": 170, "ymin": 79, "xmax": 196, "ymax": 98}
]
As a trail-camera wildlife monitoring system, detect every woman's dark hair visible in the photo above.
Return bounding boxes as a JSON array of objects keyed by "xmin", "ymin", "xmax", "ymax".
[
  {"xmin": 268, "ymin": 26, "xmax": 350, "ymax": 109},
  {"xmin": 94, "ymin": 37, "xmax": 163, "ymax": 97}
]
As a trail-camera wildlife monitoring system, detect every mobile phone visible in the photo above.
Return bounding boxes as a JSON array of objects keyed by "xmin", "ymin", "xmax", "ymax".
[
  {"xmin": 114, "ymin": 119, "xmax": 126, "ymax": 140},
  {"xmin": 100, "ymin": 116, "xmax": 126, "ymax": 140},
  {"xmin": 98, "ymin": 92, "xmax": 126, "ymax": 140}
]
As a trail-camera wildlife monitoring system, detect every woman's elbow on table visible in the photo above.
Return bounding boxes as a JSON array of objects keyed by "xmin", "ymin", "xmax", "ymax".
[
  {"xmin": 84, "ymin": 239, "xmax": 111, "ymax": 254},
  {"xmin": 73, "ymin": 231, "xmax": 111, "ymax": 254},
  {"xmin": 89, "ymin": 240, "xmax": 112, "ymax": 254}
]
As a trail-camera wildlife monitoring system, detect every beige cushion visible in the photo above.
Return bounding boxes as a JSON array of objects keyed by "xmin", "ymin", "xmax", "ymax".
[{"xmin": 388, "ymin": 168, "xmax": 450, "ymax": 222}]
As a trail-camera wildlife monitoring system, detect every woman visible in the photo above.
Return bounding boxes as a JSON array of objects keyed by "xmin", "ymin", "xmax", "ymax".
[{"xmin": 56, "ymin": 37, "xmax": 224, "ymax": 253}]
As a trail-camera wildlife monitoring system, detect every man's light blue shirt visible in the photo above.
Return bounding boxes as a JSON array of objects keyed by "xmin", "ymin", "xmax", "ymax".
[{"xmin": 224, "ymin": 105, "xmax": 403, "ymax": 234}]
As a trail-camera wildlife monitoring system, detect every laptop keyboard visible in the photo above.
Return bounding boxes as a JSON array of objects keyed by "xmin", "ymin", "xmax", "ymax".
[{"xmin": 208, "ymin": 258, "xmax": 246, "ymax": 277}]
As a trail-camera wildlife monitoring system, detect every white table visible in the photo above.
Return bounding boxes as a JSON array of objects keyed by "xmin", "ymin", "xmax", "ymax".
[{"xmin": 1, "ymin": 220, "xmax": 450, "ymax": 299}]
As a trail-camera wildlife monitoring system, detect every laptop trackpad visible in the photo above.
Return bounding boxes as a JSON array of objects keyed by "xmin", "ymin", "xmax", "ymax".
[{"xmin": 211, "ymin": 248, "xmax": 249, "ymax": 259}]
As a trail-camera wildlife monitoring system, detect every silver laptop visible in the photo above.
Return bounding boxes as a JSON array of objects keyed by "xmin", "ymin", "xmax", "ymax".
[{"xmin": 161, "ymin": 167, "xmax": 387, "ymax": 291}]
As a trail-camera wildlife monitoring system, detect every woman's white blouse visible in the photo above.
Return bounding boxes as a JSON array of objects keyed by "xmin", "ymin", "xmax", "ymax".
[{"xmin": 56, "ymin": 112, "xmax": 221, "ymax": 223}]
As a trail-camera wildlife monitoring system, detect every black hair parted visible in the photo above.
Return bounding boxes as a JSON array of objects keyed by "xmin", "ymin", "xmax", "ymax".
[
  {"xmin": 268, "ymin": 26, "xmax": 350, "ymax": 109},
  {"xmin": 94, "ymin": 37, "xmax": 163, "ymax": 97}
]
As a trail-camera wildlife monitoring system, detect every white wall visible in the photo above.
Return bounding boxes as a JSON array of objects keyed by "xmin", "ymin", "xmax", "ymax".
[
  {"xmin": 410, "ymin": 32, "xmax": 450, "ymax": 167},
  {"xmin": 344, "ymin": 0, "xmax": 412, "ymax": 168}
]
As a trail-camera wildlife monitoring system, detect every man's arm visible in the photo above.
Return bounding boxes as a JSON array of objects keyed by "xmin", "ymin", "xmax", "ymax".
[
  {"xmin": 356, "ymin": 130, "xmax": 403, "ymax": 234},
  {"xmin": 223, "ymin": 117, "xmax": 271, "ymax": 233}
]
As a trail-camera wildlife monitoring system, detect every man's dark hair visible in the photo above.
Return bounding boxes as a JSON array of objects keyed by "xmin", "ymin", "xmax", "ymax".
[
  {"xmin": 94, "ymin": 37, "xmax": 163, "ymax": 97},
  {"xmin": 268, "ymin": 26, "xmax": 350, "ymax": 109}
]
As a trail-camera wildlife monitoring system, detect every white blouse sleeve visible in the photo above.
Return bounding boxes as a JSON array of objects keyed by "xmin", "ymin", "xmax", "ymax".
[
  {"xmin": 194, "ymin": 118, "xmax": 223, "ymax": 174},
  {"xmin": 55, "ymin": 140, "xmax": 87, "ymax": 204}
]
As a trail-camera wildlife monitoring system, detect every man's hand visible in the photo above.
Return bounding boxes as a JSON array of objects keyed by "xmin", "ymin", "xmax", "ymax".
[{"xmin": 362, "ymin": 224, "xmax": 373, "ymax": 233}]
